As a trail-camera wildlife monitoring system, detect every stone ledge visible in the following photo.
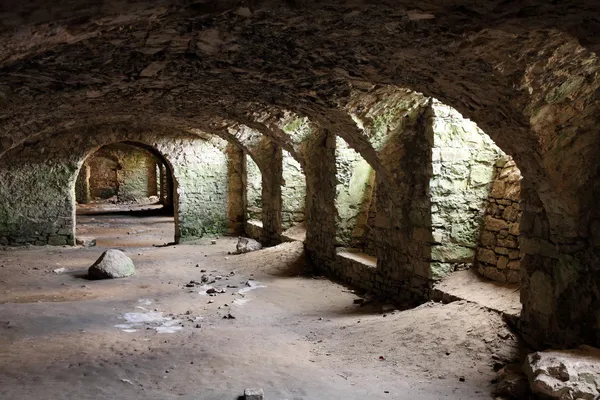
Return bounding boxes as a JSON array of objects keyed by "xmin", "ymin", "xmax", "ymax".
[
  {"xmin": 336, "ymin": 247, "xmax": 377, "ymax": 268},
  {"xmin": 244, "ymin": 219, "xmax": 263, "ymax": 242},
  {"xmin": 432, "ymin": 269, "xmax": 521, "ymax": 319}
]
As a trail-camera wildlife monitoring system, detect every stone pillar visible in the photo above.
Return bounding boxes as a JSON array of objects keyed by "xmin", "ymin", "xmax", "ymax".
[
  {"xmin": 159, "ymin": 163, "xmax": 174, "ymax": 213},
  {"xmin": 257, "ymin": 138, "xmax": 283, "ymax": 245},
  {"xmin": 302, "ymin": 127, "xmax": 337, "ymax": 268},
  {"xmin": 226, "ymin": 144, "xmax": 246, "ymax": 235},
  {"xmin": 370, "ymin": 105, "xmax": 434, "ymax": 299},
  {"xmin": 518, "ymin": 178, "xmax": 600, "ymax": 348},
  {"xmin": 75, "ymin": 163, "xmax": 91, "ymax": 204}
]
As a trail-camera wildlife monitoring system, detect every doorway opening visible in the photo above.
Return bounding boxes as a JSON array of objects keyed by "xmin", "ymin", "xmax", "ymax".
[{"xmin": 74, "ymin": 142, "xmax": 176, "ymax": 247}]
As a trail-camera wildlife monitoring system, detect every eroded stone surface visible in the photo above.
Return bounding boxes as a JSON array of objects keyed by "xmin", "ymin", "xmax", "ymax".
[
  {"xmin": 236, "ymin": 237, "xmax": 263, "ymax": 254},
  {"xmin": 523, "ymin": 346, "xmax": 600, "ymax": 399},
  {"xmin": 475, "ymin": 157, "xmax": 523, "ymax": 283}
]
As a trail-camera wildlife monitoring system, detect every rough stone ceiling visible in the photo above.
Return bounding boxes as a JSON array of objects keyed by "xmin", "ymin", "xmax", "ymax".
[{"xmin": 1, "ymin": 0, "xmax": 600, "ymax": 213}]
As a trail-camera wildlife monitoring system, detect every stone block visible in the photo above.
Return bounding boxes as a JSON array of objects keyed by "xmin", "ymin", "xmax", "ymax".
[
  {"xmin": 244, "ymin": 388, "xmax": 264, "ymax": 400},
  {"xmin": 505, "ymin": 185, "xmax": 521, "ymax": 202},
  {"xmin": 446, "ymin": 163, "xmax": 469, "ymax": 179},
  {"xmin": 47, "ymin": 235, "xmax": 67, "ymax": 246},
  {"xmin": 478, "ymin": 265, "xmax": 506, "ymax": 282},
  {"xmin": 430, "ymin": 262, "xmax": 454, "ymax": 280},
  {"xmin": 485, "ymin": 216, "xmax": 508, "ymax": 231},
  {"xmin": 507, "ymin": 260, "xmax": 520, "ymax": 270},
  {"xmin": 439, "ymin": 147, "xmax": 470, "ymax": 162},
  {"xmin": 469, "ymin": 165, "xmax": 495, "ymax": 186},
  {"xmin": 495, "ymin": 246, "xmax": 510, "ymax": 255},
  {"xmin": 497, "ymin": 236, "xmax": 518, "ymax": 249},
  {"xmin": 509, "ymin": 249, "xmax": 520, "ymax": 260},
  {"xmin": 431, "ymin": 244, "xmax": 475, "ymax": 263},
  {"xmin": 506, "ymin": 270, "xmax": 520, "ymax": 283},
  {"xmin": 477, "ymin": 248, "xmax": 497, "ymax": 265},
  {"xmin": 480, "ymin": 230, "xmax": 496, "ymax": 247},
  {"xmin": 497, "ymin": 256, "xmax": 509, "ymax": 269},
  {"xmin": 502, "ymin": 206, "xmax": 521, "ymax": 222},
  {"xmin": 490, "ymin": 180, "xmax": 506, "ymax": 198},
  {"xmin": 57, "ymin": 227, "xmax": 73, "ymax": 236},
  {"xmin": 508, "ymin": 222, "xmax": 520, "ymax": 236}
]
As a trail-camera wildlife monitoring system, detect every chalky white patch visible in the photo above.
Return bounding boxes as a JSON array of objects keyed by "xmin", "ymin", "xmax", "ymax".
[
  {"xmin": 115, "ymin": 311, "xmax": 183, "ymax": 333},
  {"xmin": 238, "ymin": 280, "xmax": 265, "ymax": 294}
]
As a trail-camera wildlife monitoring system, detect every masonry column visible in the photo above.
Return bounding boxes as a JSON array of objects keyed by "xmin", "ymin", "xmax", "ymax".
[
  {"xmin": 301, "ymin": 127, "xmax": 337, "ymax": 269},
  {"xmin": 75, "ymin": 163, "xmax": 91, "ymax": 204},
  {"xmin": 226, "ymin": 144, "xmax": 246, "ymax": 235},
  {"xmin": 257, "ymin": 138, "xmax": 283, "ymax": 245},
  {"xmin": 370, "ymin": 104, "xmax": 434, "ymax": 301}
]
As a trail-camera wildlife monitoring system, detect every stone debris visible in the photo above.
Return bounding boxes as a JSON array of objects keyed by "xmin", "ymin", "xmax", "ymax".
[
  {"xmin": 236, "ymin": 237, "xmax": 262, "ymax": 254},
  {"xmin": 244, "ymin": 388, "xmax": 263, "ymax": 400},
  {"xmin": 76, "ymin": 237, "xmax": 97, "ymax": 247},
  {"xmin": 523, "ymin": 345, "xmax": 600, "ymax": 399},
  {"xmin": 494, "ymin": 363, "xmax": 530, "ymax": 399},
  {"xmin": 88, "ymin": 249, "xmax": 135, "ymax": 279},
  {"xmin": 53, "ymin": 267, "xmax": 68, "ymax": 274}
]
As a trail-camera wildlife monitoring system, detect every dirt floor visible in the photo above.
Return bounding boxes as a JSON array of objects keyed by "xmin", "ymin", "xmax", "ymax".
[{"xmin": 0, "ymin": 212, "xmax": 524, "ymax": 400}]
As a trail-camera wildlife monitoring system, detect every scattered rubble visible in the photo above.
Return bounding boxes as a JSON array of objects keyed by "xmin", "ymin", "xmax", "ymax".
[
  {"xmin": 76, "ymin": 237, "xmax": 96, "ymax": 247},
  {"xmin": 523, "ymin": 345, "xmax": 600, "ymax": 399},
  {"xmin": 494, "ymin": 363, "xmax": 530, "ymax": 399}
]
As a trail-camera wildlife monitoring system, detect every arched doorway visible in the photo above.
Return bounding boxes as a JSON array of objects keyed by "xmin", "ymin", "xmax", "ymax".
[{"xmin": 74, "ymin": 142, "xmax": 176, "ymax": 247}]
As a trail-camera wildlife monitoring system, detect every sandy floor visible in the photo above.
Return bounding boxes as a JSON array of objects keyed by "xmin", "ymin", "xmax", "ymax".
[{"xmin": 0, "ymin": 214, "xmax": 523, "ymax": 400}]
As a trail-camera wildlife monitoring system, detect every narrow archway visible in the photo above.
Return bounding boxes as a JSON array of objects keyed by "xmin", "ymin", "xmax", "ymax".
[{"xmin": 73, "ymin": 141, "xmax": 177, "ymax": 247}]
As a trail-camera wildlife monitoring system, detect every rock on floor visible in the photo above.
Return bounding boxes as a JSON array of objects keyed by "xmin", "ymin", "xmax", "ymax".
[
  {"xmin": 76, "ymin": 236, "xmax": 96, "ymax": 247},
  {"xmin": 523, "ymin": 345, "xmax": 600, "ymax": 399},
  {"xmin": 88, "ymin": 249, "xmax": 135, "ymax": 279},
  {"xmin": 244, "ymin": 388, "xmax": 264, "ymax": 400},
  {"xmin": 236, "ymin": 237, "xmax": 262, "ymax": 254}
]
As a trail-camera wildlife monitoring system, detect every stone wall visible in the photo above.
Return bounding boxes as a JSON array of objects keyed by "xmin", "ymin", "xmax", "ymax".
[
  {"xmin": 305, "ymin": 97, "xmax": 511, "ymax": 305},
  {"xmin": 226, "ymin": 144, "xmax": 245, "ymax": 235},
  {"xmin": 0, "ymin": 127, "xmax": 230, "ymax": 245},
  {"xmin": 281, "ymin": 149, "xmax": 306, "ymax": 230},
  {"xmin": 428, "ymin": 101, "xmax": 505, "ymax": 279},
  {"xmin": 334, "ymin": 137, "xmax": 375, "ymax": 248},
  {"xmin": 87, "ymin": 155, "xmax": 119, "ymax": 199},
  {"xmin": 475, "ymin": 156, "xmax": 523, "ymax": 283},
  {"xmin": 246, "ymin": 154, "xmax": 262, "ymax": 222},
  {"xmin": 75, "ymin": 164, "xmax": 91, "ymax": 204},
  {"xmin": 172, "ymin": 138, "xmax": 229, "ymax": 240},
  {"xmin": 77, "ymin": 143, "xmax": 159, "ymax": 203}
]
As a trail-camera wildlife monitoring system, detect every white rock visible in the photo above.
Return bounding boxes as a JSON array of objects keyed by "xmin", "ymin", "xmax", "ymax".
[
  {"xmin": 244, "ymin": 388, "xmax": 264, "ymax": 400},
  {"xmin": 236, "ymin": 237, "xmax": 262, "ymax": 254},
  {"xmin": 523, "ymin": 345, "xmax": 600, "ymax": 399}
]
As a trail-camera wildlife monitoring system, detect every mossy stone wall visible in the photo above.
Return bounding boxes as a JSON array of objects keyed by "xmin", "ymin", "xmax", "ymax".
[
  {"xmin": 76, "ymin": 143, "xmax": 159, "ymax": 203},
  {"xmin": 281, "ymin": 149, "xmax": 306, "ymax": 230},
  {"xmin": 0, "ymin": 127, "xmax": 229, "ymax": 245}
]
